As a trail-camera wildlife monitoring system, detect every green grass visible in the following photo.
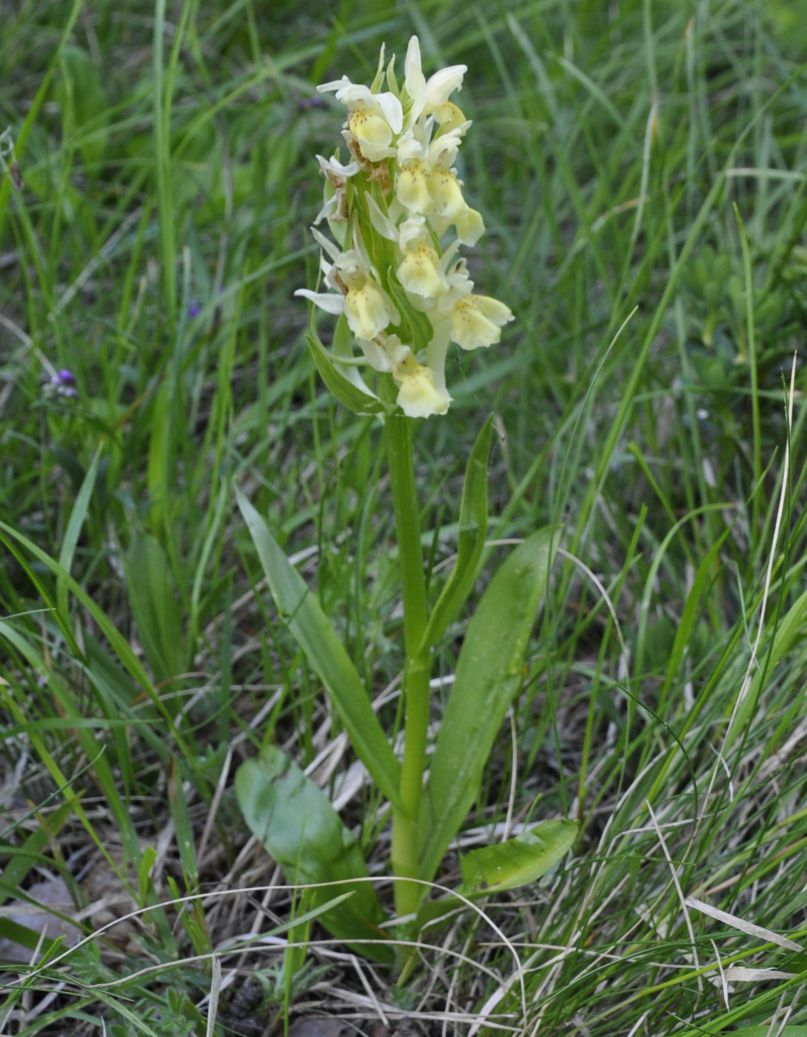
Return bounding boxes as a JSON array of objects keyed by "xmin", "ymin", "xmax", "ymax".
[{"xmin": 1, "ymin": 0, "xmax": 807, "ymax": 1034}]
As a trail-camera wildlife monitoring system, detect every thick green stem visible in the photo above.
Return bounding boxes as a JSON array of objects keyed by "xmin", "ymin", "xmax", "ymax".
[{"xmin": 385, "ymin": 414, "xmax": 431, "ymax": 919}]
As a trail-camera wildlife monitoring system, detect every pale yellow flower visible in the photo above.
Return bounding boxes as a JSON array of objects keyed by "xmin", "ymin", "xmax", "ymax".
[
  {"xmin": 345, "ymin": 280, "xmax": 397, "ymax": 339},
  {"xmin": 298, "ymin": 35, "xmax": 514, "ymax": 419},
  {"xmin": 450, "ymin": 295, "xmax": 514, "ymax": 350},
  {"xmin": 428, "ymin": 167, "xmax": 467, "ymax": 217},
  {"xmin": 396, "ymin": 217, "xmax": 447, "ymax": 298},
  {"xmin": 392, "ymin": 348, "xmax": 451, "ymax": 418},
  {"xmin": 396, "ymin": 158, "xmax": 433, "ymax": 214},
  {"xmin": 295, "ymin": 242, "xmax": 399, "ymax": 341}
]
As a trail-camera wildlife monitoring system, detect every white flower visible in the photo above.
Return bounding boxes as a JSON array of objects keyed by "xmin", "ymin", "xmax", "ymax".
[
  {"xmin": 403, "ymin": 36, "xmax": 467, "ymax": 126},
  {"xmin": 316, "ymin": 153, "xmax": 360, "ymax": 180}
]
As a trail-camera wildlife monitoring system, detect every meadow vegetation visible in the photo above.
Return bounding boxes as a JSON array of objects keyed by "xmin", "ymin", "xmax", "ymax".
[{"xmin": 1, "ymin": 1, "xmax": 806, "ymax": 1034}]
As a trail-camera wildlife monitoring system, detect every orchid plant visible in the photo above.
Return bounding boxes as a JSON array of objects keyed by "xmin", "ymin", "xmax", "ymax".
[{"xmin": 236, "ymin": 37, "xmax": 575, "ymax": 969}]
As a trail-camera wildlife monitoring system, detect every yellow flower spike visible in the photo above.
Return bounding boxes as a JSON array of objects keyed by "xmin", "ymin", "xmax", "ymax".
[
  {"xmin": 450, "ymin": 294, "xmax": 514, "ymax": 350},
  {"xmin": 299, "ymin": 35, "xmax": 514, "ymax": 420}
]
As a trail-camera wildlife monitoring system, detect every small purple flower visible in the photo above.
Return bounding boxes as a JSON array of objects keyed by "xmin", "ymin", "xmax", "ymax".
[
  {"xmin": 300, "ymin": 96, "xmax": 327, "ymax": 111},
  {"xmin": 188, "ymin": 299, "xmax": 202, "ymax": 318},
  {"xmin": 49, "ymin": 368, "xmax": 78, "ymax": 397}
]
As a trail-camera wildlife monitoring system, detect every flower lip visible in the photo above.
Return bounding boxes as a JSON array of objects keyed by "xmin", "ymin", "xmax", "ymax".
[{"xmin": 392, "ymin": 345, "xmax": 452, "ymax": 418}]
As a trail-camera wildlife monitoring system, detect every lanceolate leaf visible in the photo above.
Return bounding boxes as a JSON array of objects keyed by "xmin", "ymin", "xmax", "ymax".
[
  {"xmin": 236, "ymin": 489, "xmax": 401, "ymax": 807},
  {"xmin": 421, "ymin": 416, "xmax": 494, "ymax": 651},
  {"xmin": 419, "ymin": 527, "xmax": 558, "ymax": 884},
  {"xmin": 236, "ymin": 747, "xmax": 393, "ymax": 963},
  {"xmin": 459, "ymin": 819, "xmax": 578, "ymax": 894}
]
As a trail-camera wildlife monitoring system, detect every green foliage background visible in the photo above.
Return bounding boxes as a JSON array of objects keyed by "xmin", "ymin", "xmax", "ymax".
[{"xmin": 1, "ymin": 1, "xmax": 806, "ymax": 1035}]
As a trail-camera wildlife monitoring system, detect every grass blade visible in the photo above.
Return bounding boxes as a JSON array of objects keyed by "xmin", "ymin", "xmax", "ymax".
[{"xmin": 236, "ymin": 487, "xmax": 401, "ymax": 806}]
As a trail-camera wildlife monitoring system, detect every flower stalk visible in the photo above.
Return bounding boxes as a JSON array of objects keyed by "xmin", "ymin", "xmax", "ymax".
[{"xmin": 384, "ymin": 413, "xmax": 431, "ymax": 917}]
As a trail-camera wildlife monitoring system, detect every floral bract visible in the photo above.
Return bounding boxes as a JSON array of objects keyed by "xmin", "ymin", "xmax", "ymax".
[{"xmin": 296, "ymin": 36, "xmax": 513, "ymax": 419}]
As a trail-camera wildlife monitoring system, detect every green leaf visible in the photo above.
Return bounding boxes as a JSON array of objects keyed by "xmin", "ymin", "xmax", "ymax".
[
  {"xmin": 735, "ymin": 1031, "xmax": 807, "ymax": 1037},
  {"xmin": 236, "ymin": 746, "xmax": 393, "ymax": 963},
  {"xmin": 125, "ymin": 533, "xmax": 186, "ymax": 686},
  {"xmin": 459, "ymin": 819, "xmax": 578, "ymax": 894},
  {"xmin": 0, "ymin": 800, "xmax": 74, "ymax": 904},
  {"xmin": 727, "ymin": 586, "xmax": 807, "ymax": 747},
  {"xmin": 236, "ymin": 488, "xmax": 401, "ymax": 806},
  {"xmin": 419, "ymin": 527, "xmax": 558, "ymax": 884},
  {"xmin": 306, "ymin": 327, "xmax": 384, "ymax": 416},
  {"xmin": 57, "ymin": 44, "xmax": 109, "ymax": 167},
  {"xmin": 410, "ymin": 819, "xmax": 577, "ymax": 932},
  {"xmin": 421, "ymin": 416, "xmax": 494, "ymax": 651},
  {"xmin": 57, "ymin": 447, "xmax": 102, "ymax": 621},
  {"xmin": 0, "ymin": 917, "xmax": 63, "ymax": 957}
]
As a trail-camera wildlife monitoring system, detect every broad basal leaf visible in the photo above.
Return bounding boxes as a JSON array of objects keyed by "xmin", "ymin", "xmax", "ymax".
[{"xmin": 236, "ymin": 746, "xmax": 393, "ymax": 963}]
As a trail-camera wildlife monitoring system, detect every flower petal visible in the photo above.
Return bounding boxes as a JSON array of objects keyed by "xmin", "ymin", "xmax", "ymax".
[
  {"xmin": 404, "ymin": 36, "xmax": 427, "ymax": 118},
  {"xmin": 294, "ymin": 289, "xmax": 346, "ymax": 316},
  {"xmin": 318, "ymin": 76, "xmax": 352, "ymax": 94},
  {"xmin": 397, "ymin": 160, "xmax": 433, "ymax": 214},
  {"xmin": 397, "ymin": 244, "xmax": 448, "ymax": 298},
  {"xmin": 310, "ymin": 227, "xmax": 343, "ymax": 262},
  {"xmin": 374, "ymin": 91, "xmax": 404, "ymax": 135},
  {"xmin": 424, "ymin": 64, "xmax": 467, "ymax": 109},
  {"xmin": 455, "ymin": 206, "xmax": 485, "ymax": 246},
  {"xmin": 429, "ymin": 167, "xmax": 466, "ymax": 217},
  {"xmin": 393, "ymin": 351, "xmax": 451, "ymax": 418},
  {"xmin": 358, "ymin": 337, "xmax": 393, "ymax": 372}
]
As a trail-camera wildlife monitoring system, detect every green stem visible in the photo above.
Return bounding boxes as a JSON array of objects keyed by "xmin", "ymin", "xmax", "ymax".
[{"xmin": 385, "ymin": 413, "xmax": 431, "ymax": 919}]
